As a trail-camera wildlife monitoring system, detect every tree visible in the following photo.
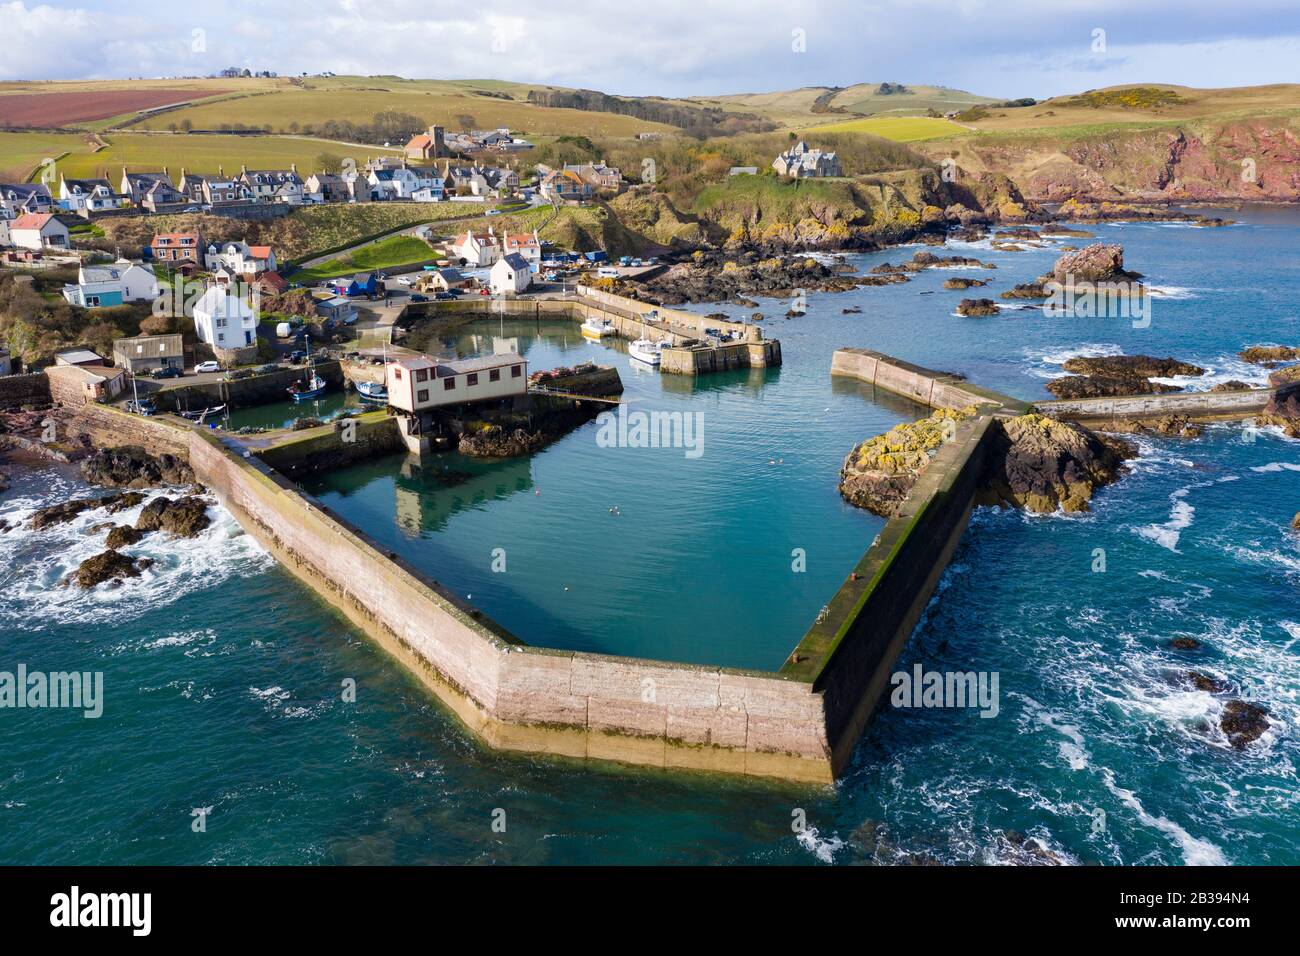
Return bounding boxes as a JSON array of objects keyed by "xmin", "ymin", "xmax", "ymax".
[{"xmin": 179, "ymin": 118, "xmax": 193, "ymax": 132}]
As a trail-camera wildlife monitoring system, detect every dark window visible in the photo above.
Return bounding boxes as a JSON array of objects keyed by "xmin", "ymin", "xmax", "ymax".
[
  {"xmin": 394, "ymin": 368, "xmax": 402, "ymax": 379},
  {"xmin": 467, "ymin": 373, "xmax": 478, "ymax": 386},
  {"xmin": 415, "ymin": 368, "xmax": 428, "ymax": 382},
  {"xmin": 511, "ymin": 365, "xmax": 522, "ymax": 378},
  {"xmin": 417, "ymin": 389, "xmax": 428, "ymax": 403},
  {"xmin": 444, "ymin": 377, "xmax": 456, "ymax": 390},
  {"xmin": 489, "ymin": 368, "xmax": 500, "ymax": 382}
]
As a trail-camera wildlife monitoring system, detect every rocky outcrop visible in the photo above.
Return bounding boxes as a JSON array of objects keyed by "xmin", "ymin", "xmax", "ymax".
[
  {"xmin": 1211, "ymin": 380, "xmax": 1252, "ymax": 392},
  {"xmin": 1045, "ymin": 354, "xmax": 1203, "ymax": 399},
  {"xmin": 71, "ymin": 549, "xmax": 150, "ymax": 588},
  {"xmin": 943, "ymin": 277, "xmax": 989, "ymax": 290},
  {"xmin": 1221, "ymin": 699, "xmax": 1269, "ymax": 749},
  {"xmin": 1045, "ymin": 243, "xmax": 1142, "ymax": 284},
  {"xmin": 29, "ymin": 498, "xmax": 97, "ymax": 530},
  {"xmin": 1238, "ymin": 345, "xmax": 1299, "ymax": 364},
  {"xmin": 980, "ymin": 414, "xmax": 1134, "ymax": 513},
  {"xmin": 1001, "ymin": 282, "xmax": 1048, "ymax": 299},
  {"xmin": 105, "ymin": 524, "xmax": 143, "ymax": 549},
  {"xmin": 1046, "ymin": 376, "xmax": 1181, "ymax": 399},
  {"xmin": 1256, "ymin": 381, "xmax": 1300, "ymax": 438},
  {"xmin": 838, "ymin": 406, "xmax": 977, "ymax": 517},
  {"xmin": 81, "ymin": 445, "xmax": 193, "ymax": 489},
  {"xmin": 134, "ymin": 496, "xmax": 211, "ymax": 538},
  {"xmin": 1063, "ymin": 355, "xmax": 1203, "ymax": 378},
  {"xmin": 1105, "ymin": 415, "xmax": 1203, "ymax": 439},
  {"xmin": 1267, "ymin": 366, "xmax": 1300, "ymax": 388},
  {"xmin": 957, "ymin": 298, "xmax": 999, "ymax": 316},
  {"xmin": 638, "ymin": 254, "xmax": 877, "ymax": 305}
]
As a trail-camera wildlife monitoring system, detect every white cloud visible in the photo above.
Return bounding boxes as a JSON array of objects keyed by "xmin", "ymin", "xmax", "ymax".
[{"xmin": 1, "ymin": 0, "xmax": 1298, "ymax": 99}]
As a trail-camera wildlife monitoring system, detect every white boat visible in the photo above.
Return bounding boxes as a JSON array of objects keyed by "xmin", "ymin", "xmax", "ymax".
[
  {"xmin": 356, "ymin": 380, "xmax": 388, "ymax": 402},
  {"xmin": 628, "ymin": 338, "xmax": 665, "ymax": 367},
  {"xmin": 581, "ymin": 317, "xmax": 615, "ymax": 340}
]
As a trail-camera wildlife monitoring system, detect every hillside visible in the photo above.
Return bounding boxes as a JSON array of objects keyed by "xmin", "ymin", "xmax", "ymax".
[{"xmin": 919, "ymin": 85, "xmax": 1300, "ymax": 203}]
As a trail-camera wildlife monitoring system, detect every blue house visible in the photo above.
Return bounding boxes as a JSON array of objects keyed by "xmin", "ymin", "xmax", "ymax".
[{"xmin": 331, "ymin": 272, "xmax": 378, "ymax": 297}]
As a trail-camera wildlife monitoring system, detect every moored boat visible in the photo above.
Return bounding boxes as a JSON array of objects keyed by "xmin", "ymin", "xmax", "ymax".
[
  {"xmin": 581, "ymin": 317, "xmax": 615, "ymax": 340},
  {"xmin": 628, "ymin": 339, "xmax": 665, "ymax": 367},
  {"xmin": 356, "ymin": 380, "xmax": 388, "ymax": 402}
]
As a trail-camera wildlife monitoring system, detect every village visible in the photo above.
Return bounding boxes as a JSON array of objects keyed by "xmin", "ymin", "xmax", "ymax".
[{"xmin": 0, "ymin": 121, "xmax": 665, "ymax": 422}]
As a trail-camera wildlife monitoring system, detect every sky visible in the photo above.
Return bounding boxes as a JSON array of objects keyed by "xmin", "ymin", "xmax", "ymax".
[{"xmin": 2, "ymin": 0, "xmax": 1298, "ymax": 99}]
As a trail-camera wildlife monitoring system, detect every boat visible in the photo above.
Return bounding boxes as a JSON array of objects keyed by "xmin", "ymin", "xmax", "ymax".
[
  {"xmin": 356, "ymin": 380, "xmax": 388, "ymax": 402},
  {"xmin": 179, "ymin": 404, "xmax": 225, "ymax": 422},
  {"xmin": 288, "ymin": 340, "xmax": 327, "ymax": 401},
  {"xmin": 628, "ymin": 338, "xmax": 666, "ymax": 367},
  {"xmin": 581, "ymin": 317, "xmax": 615, "ymax": 340}
]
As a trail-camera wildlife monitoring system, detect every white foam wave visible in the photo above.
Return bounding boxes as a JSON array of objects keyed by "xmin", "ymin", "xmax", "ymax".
[
  {"xmin": 795, "ymin": 826, "xmax": 845, "ymax": 864},
  {"xmin": 1135, "ymin": 488, "xmax": 1194, "ymax": 552},
  {"xmin": 1101, "ymin": 770, "xmax": 1228, "ymax": 865},
  {"xmin": 0, "ymin": 485, "xmax": 272, "ymax": 630}
]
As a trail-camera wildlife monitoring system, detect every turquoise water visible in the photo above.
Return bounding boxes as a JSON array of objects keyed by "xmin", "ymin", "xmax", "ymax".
[{"xmin": 2, "ymin": 206, "xmax": 1297, "ymax": 864}]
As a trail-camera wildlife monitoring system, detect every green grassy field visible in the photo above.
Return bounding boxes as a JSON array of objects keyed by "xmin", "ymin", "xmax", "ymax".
[
  {"xmin": 803, "ymin": 115, "xmax": 968, "ymax": 142},
  {"xmin": 0, "ymin": 131, "xmax": 89, "ymax": 180},
  {"xmin": 291, "ymin": 234, "xmax": 436, "ymax": 281},
  {"xmin": 130, "ymin": 85, "xmax": 676, "ymax": 138}
]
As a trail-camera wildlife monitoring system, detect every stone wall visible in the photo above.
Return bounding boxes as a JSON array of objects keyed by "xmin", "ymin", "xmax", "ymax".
[
  {"xmin": 66, "ymin": 404, "xmax": 191, "ymax": 458},
  {"xmin": 781, "ymin": 413, "xmax": 999, "ymax": 773},
  {"xmin": 255, "ymin": 412, "xmax": 403, "ymax": 477},
  {"xmin": 0, "ymin": 372, "xmax": 51, "ymax": 410},
  {"xmin": 831, "ymin": 347, "xmax": 1029, "ymax": 413},
  {"xmin": 1035, "ymin": 388, "xmax": 1270, "ymax": 422},
  {"xmin": 189, "ymin": 426, "xmax": 834, "ymax": 781},
  {"xmin": 154, "ymin": 361, "xmax": 345, "ymax": 412}
]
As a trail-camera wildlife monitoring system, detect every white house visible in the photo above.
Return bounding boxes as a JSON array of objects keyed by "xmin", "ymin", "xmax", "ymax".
[
  {"xmin": 501, "ymin": 231, "xmax": 541, "ymax": 271},
  {"xmin": 204, "ymin": 241, "xmax": 277, "ymax": 275},
  {"xmin": 386, "ymin": 352, "xmax": 528, "ymax": 412},
  {"xmin": 489, "ymin": 253, "xmax": 532, "ymax": 296},
  {"xmin": 772, "ymin": 141, "xmax": 842, "ymax": 178},
  {"xmin": 192, "ymin": 285, "xmax": 257, "ymax": 349},
  {"xmin": 451, "ymin": 229, "xmax": 500, "ymax": 267},
  {"xmin": 61, "ymin": 260, "xmax": 159, "ymax": 307},
  {"xmin": 8, "ymin": 213, "xmax": 70, "ymax": 250},
  {"xmin": 58, "ymin": 176, "xmax": 127, "ymax": 212}
]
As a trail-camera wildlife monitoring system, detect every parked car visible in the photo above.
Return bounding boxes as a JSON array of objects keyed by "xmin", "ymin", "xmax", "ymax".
[
  {"xmin": 409, "ymin": 293, "xmax": 428, "ymax": 302},
  {"xmin": 396, "ymin": 276, "xmax": 413, "ymax": 286},
  {"xmin": 434, "ymin": 291, "xmax": 455, "ymax": 300},
  {"xmin": 288, "ymin": 350, "xmax": 306, "ymax": 364},
  {"xmin": 194, "ymin": 360, "xmax": 220, "ymax": 374},
  {"xmin": 149, "ymin": 365, "xmax": 181, "ymax": 380}
]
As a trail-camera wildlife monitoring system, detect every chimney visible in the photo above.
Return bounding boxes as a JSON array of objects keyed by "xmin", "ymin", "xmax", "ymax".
[{"xmin": 290, "ymin": 163, "xmax": 297, "ymax": 174}]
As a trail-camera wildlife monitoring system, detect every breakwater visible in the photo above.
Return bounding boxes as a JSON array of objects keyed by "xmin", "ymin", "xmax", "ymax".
[
  {"xmin": 1034, "ymin": 387, "xmax": 1271, "ymax": 423},
  {"xmin": 831, "ymin": 347, "xmax": 1029, "ymax": 414},
  {"xmin": 400, "ymin": 290, "xmax": 781, "ymax": 376}
]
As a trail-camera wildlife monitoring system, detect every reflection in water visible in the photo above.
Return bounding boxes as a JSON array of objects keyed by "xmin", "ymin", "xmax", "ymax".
[{"xmin": 395, "ymin": 454, "xmax": 535, "ymax": 536}]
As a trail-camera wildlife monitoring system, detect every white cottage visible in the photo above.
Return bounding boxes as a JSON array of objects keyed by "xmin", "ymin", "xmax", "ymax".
[
  {"xmin": 489, "ymin": 253, "xmax": 532, "ymax": 296},
  {"xmin": 192, "ymin": 285, "xmax": 257, "ymax": 349}
]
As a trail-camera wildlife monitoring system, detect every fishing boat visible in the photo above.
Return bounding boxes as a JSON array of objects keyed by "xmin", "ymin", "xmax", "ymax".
[
  {"xmin": 356, "ymin": 380, "xmax": 388, "ymax": 402},
  {"xmin": 288, "ymin": 341, "xmax": 327, "ymax": 401},
  {"xmin": 628, "ymin": 338, "xmax": 665, "ymax": 367},
  {"xmin": 581, "ymin": 317, "xmax": 615, "ymax": 340}
]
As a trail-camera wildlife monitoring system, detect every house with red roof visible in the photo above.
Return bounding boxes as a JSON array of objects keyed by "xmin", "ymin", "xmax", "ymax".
[{"xmin": 8, "ymin": 213, "xmax": 71, "ymax": 251}]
